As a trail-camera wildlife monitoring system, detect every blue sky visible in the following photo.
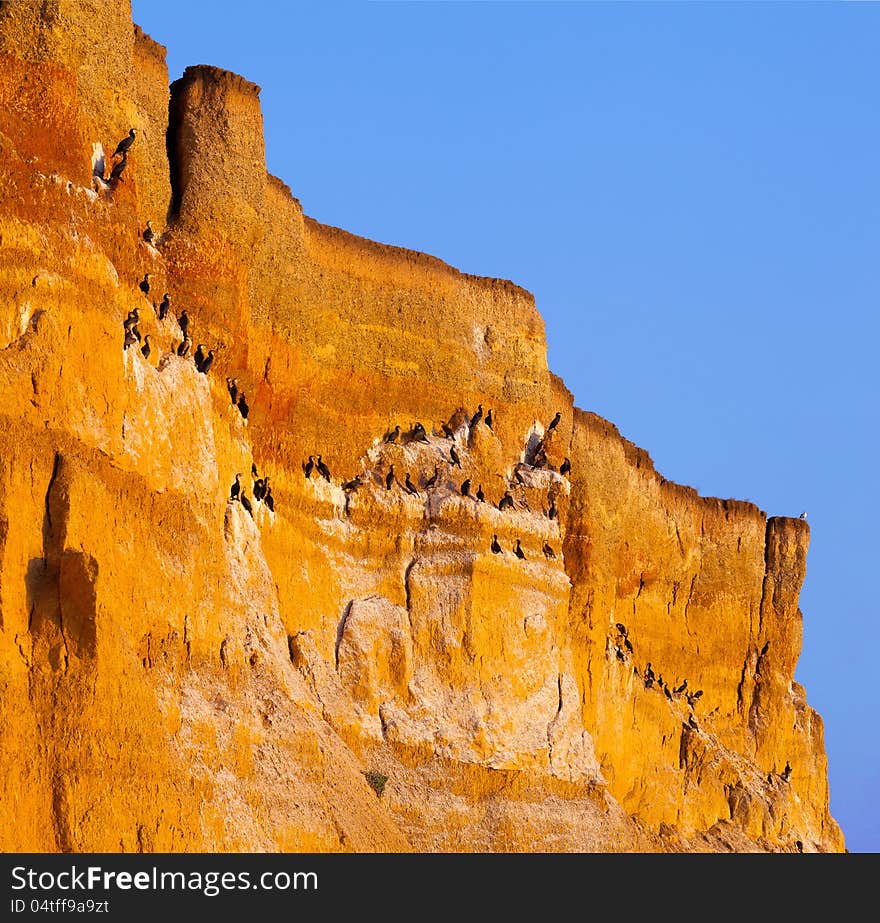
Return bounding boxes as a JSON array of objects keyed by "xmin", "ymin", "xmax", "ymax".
[{"xmin": 131, "ymin": 0, "xmax": 879, "ymax": 852}]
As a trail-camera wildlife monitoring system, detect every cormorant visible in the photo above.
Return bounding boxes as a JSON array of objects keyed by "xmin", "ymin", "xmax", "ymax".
[
  {"xmin": 252, "ymin": 462, "xmax": 259, "ymax": 478},
  {"xmin": 139, "ymin": 273, "xmax": 151, "ymax": 296},
  {"xmin": 616, "ymin": 623, "xmax": 628, "ymax": 636},
  {"xmin": 316, "ymin": 455, "xmax": 331, "ymax": 482},
  {"xmin": 543, "ymin": 542, "xmax": 556, "ymax": 559},
  {"xmin": 198, "ymin": 349, "xmax": 214, "ymax": 375},
  {"xmin": 227, "ymin": 378, "xmax": 239, "ymax": 404},
  {"xmin": 560, "ymin": 457, "xmax": 571, "ymax": 477},
  {"xmin": 491, "ymin": 534, "xmax": 502, "ymax": 554},
  {"xmin": 782, "ymin": 762, "xmax": 792, "ymax": 782},
  {"xmin": 664, "ymin": 686, "xmax": 673, "ymax": 701},
  {"xmin": 692, "ymin": 689, "xmax": 703, "ymax": 700},
  {"xmin": 230, "ymin": 474, "xmax": 242, "ymax": 501},
  {"xmin": 140, "ymin": 334, "xmax": 152, "ymax": 360},
  {"xmin": 441, "ymin": 422, "xmax": 456, "ymax": 440},
  {"xmin": 514, "ymin": 538, "xmax": 526, "ymax": 560},
  {"xmin": 470, "ymin": 405, "xmax": 483, "ymax": 429},
  {"xmin": 342, "ymin": 475, "xmax": 363, "ymax": 492},
  {"xmin": 514, "ymin": 468, "xmax": 527, "ymax": 486},
  {"xmin": 264, "ymin": 487, "xmax": 274, "ymax": 513},
  {"xmin": 123, "ymin": 327, "xmax": 140, "ymax": 350},
  {"xmin": 143, "ymin": 221, "xmax": 154, "ymax": 244},
  {"xmin": 404, "ymin": 473, "xmax": 419, "ymax": 495},
  {"xmin": 673, "ymin": 680, "xmax": 688, "ymax": 695},
  {"xmin": 547, "ymin": 411, "xmax": 562, "ymax": 432},
  {"xmin": 424, "ymin": 467, "xmax": 439, "ymax": 489},
  {"xmin": 385, "ymin": 425, "xmax": 400, "ymax": 444},
  {"xmin": 108, "ymin": 153, "xmax": 128, "ymax": 184},
  {"xmin": 241, "ymin": 493, "xmax": 254, "ymax": 517},
  {"xmin": 498, "ymin": 491, "xmax": 514, "ymax": 511},
  {"xmin": 237, "ymin": 392, "xmax": 249, "ymax": 420},
  {"xmin": 385, "ymin": 466, "xmax": 396, "ymax": 490},
  {"xmin": 461, "ymin": 478, "xmax": 471, "ymax": 497},
  {"xmin": 485, "ymin": 409, "xmax": 493, "ymax": 430},
  {"xmin": 476, "ymin": 484, "xmax": 485, "ymax": 502},
  {"xmin": 623, "ymin": 637, "xmax": 633, "ymax": 653},
  {"xmin": 449, "ymin": 446, "xmax": 462, "ymax": 468},
  {"xmin": 193, "ymin": 343, "xmax": 206, "ymax": 369},
  {"xmin": 303, "ymin": 456, "xmax": 315, "ymax": 479},
  {"xmin": 253, "ymin": 478, "xmax": 266, "ymax": 502},
  {"xmin": 113, "ymin": 128, "xmax": 136, "ymax": 158},
  {"xmin": 547, "ymin": 500, "xmax": 558, "ymax": 520},
  {"xmin": 411, "ymin": 421, "xmax": 429, "ymax": 443},
  {"xmin": 178, "ymin": 310, "xmax": 190, "ymax": 337},
  {"xmin": 645, "ymin": 663, "xmax": 655, "ymax": 681},
  {"xmin": 157, "ymin": 292, "xmax": 169, "ymax": 320},
  {"xmin": 123, "ymin": 308, "xmax": 139, "ymax": 331},
  {"xmin": 616, "ymin": 646, "xmax": 625, "ymax": 662},
  {"xmin": 176, "ymin": 336, "xmax": 191, "ymax": 358}
]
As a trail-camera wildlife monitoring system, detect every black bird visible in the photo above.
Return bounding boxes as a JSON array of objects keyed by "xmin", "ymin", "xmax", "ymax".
[
  {"xmin": 532, "ymin": 448, "xmax": 548, "ymax": 470},
  {"xmin": 673, "ymin": 680, "xmax": 688, "ymax": 695},
  {"xmin": 178, "ymin": 310, "xmax": 190, "ymax": 337},
  {"xmin": 140, "ymin": 334, "xmax": 152, "ymax": 360},
  {"xmin": 108, "ymin": 152, "xmax": 128, "ymax": 184},
  {"xmin": 385, "ymin": 466, "xmax": 396, "ymax": 491},
  {"xmin": 194, "ymin": 343, "xmax": 207, "ymax": 369},
  {"xmin": 264, "ymin": 487, "xmax": 275, "ymax": 513},
  {"xmin": 237, "ymin": 392, "xmax": 249, "ymax": 420},
  {"xmin": 664, "ymin": 686, "xmax": 673, "ymax": 701},
  {"xmin": 491, "ymin": 534, "xmax": 502, "ymax": 554},
  {"xmin": 424, "ymin": 467, "xmax": 439, "ymax": 489},
  {"xmin": 514, "ymin": 468, "xmax": 527, "ymax": 486},
  {"xmin": 253, "ymin": 478, "xmax": 266, "ymax": 502},
  {"xmin": 303, "ymin": 456, "xmax": 315, "ymax": 479},
  {"xmin": 470, "ymin": 404, "xmax": 483, "ymax": 429},
  {"xmin": 252, "ymin": 462, "xmax": 259, "ymax": 478},
  {"xmin": 449, "ymin": 446, "xmax": 462, "ymax": 468},
  {"xmin": 543, "ymin": 542, "xmax": 556, "ymax": 559},
  {"xmin": 316, "ymin": 455, "xmax": 331, "ymax": 482},
  {"xmin": 139, "ymin": 273, "xmax": 151, "ymax": 296},
  {"xmin": 498, "ymin": 491, "xmax": 514, "ymax": 511},
  {"xmin": 615, "ymin": 646, "xmax": 626, "ymax": 662},
  {"xmin": 616, "ymin": 623, "xmax": 628, "ymax": 636},
  {"xmin": 441, "ymin": 422, "xmax": 456, "ymax": 440},
  {"xmin": 385, "ymin": 425, "xmax": 400, "ymax": 444},
  {"xmin": 623, "ymin": 637, "xmax": 633, "ymax": 653},
  {"xmin": 547, "ymin": 500, "xmax": 558, "ymax": 520},
  {"xmin": 485, "ymin": 409, "xmax": 493, "ymax": 430},
  {"xmin": 645, "ymin": 663, "xmax": 655, "ymax": 681},
  {"xmin": 123, "ymin": 308, "xmax": 139, "ymax": 331},
  {"xmin": 547, "ymin": 411, "xmax": 562, "ymax": 432},
  {"xmin": 461, "ymin": 478, "xmax": 471, "ymax": 497},
  {"xmin": 686, "ymin": 692, "xmax": 698, "ymax": 709},
  {"xmin": 113, "ymin": 128, "xmax": 136, "ymax": 158},
  {"xmin": 123, "ymin": 327, "xmax": 140, "ymax": 350},
  {"xmin": 688, "ymin": 714, "xmax": 699, "ymax": 730},
  {"xmin": 157, "ymin": 292, "xmax": 169, "ymax": 320},
  {"xmin": 692, "ymin": 690, "xmax": 703, "ymax": 700},
  {"xmin": 230, "ymin": 474, "xmax": 242, "ymax": 501},
  {"xmin": 342, "ymin": 475, "xmax": 363, "ymax": 492},
  {"xmin": 476, "ymin": 484, "xmax": 485, "ymax": 502},
  {"xmin": 404, "ymin": 472, "xmax": 419, "ymax": 495},
  {"xmin": 227, "ymin": 378, "xmax": 239, "ymax": 405},
  {"xmin": 782, "ymin": 762, "xmax": 792, "ymax": 782},
  {"xmin": 176, "ymin": 336, "xmax": 191, "ymax": 358},
  {"xmin": 198, "ymin": 349, "xmax": 214, "ymax": 375},
  {"xmin": 411, "ymin": 421, "xmax": 429, "ymax": 443},
  {"xmin": 514, "ymin": 538, "xmax": 526, "ymax": 560},
  {"xmin": 560, "ymin": 457, "xmax": 571, "ymax": 477},
  {"xmin": 143, "ymin": 221, "xmax": 154, "ymax": 244},
  {"xmin": 241, "ymin": 493, "xmax": 254, "ymax": 517}
]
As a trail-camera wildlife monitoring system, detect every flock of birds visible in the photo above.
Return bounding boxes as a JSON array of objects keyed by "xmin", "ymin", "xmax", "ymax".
[
  {"xmin": 229, "ymin": 464, "xmax": 274, "ymax": 519},
  {"xmin": 298, "ymin": 407, "xmax": 570, "ymax": 561}
]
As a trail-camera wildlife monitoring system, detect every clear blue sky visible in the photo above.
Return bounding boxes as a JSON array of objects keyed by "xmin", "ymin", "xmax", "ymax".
[{"xmin": 131, "ymin": 0, "xmax": 879, "ymax": 852}]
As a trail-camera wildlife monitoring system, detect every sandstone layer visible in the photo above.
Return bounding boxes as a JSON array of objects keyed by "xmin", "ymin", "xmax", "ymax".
[{"xmin": 0, "ymin": 1, "xmax": 842, "ymax": 852}]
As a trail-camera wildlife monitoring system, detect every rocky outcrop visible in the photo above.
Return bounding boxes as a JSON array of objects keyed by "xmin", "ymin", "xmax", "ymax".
[{"xmin": 0, "ymin": 1, "xmax": 842, "ymax": 852}]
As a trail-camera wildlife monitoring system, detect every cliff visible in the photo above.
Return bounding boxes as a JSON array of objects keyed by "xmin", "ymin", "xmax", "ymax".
[{"xmin": 0, "ymin": 1, "xmax": 842, "ymax": 852}]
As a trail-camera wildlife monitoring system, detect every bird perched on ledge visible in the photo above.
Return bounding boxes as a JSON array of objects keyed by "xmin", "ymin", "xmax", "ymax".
[{"xmin": 113, "ymin": 128, "xmax": 136, "ymax": 158}]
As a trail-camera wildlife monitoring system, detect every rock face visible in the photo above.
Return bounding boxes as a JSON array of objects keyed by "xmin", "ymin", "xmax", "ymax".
[{"xmin": 0, "ymin": 2, "xmax": 842, "ymax": 852}]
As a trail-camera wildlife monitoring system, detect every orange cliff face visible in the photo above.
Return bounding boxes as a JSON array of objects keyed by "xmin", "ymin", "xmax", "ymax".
[{"xmin": 0, "ymin": 3, "xmax": 842, "ymax": 853}]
